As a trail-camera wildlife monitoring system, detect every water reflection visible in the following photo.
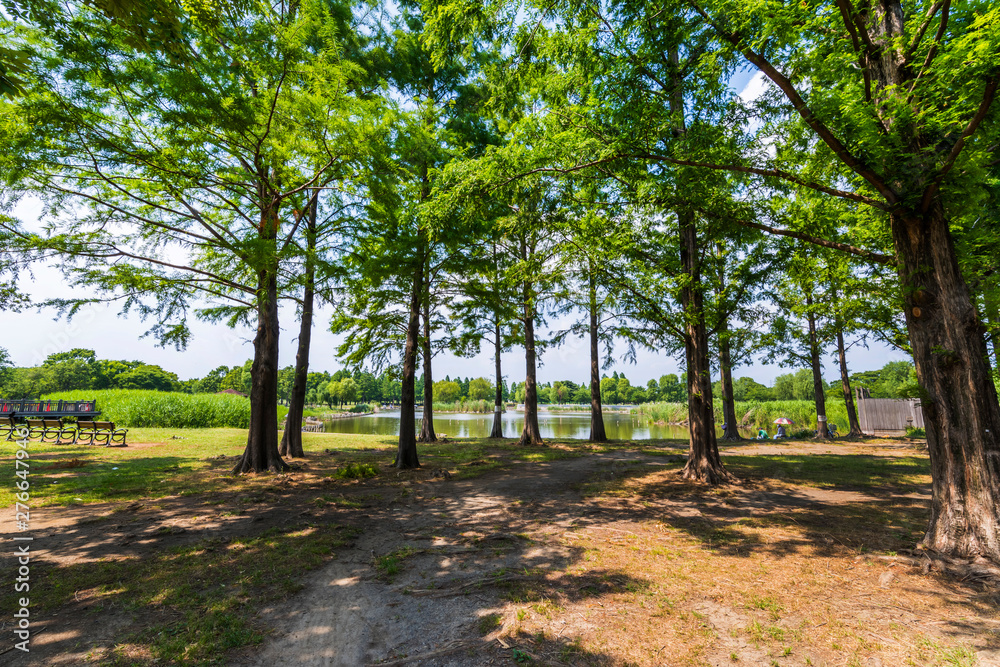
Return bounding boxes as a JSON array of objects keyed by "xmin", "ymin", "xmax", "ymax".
[{"xmin": 323, "ymin": 410, "xmax": 734, "ymax": 440}]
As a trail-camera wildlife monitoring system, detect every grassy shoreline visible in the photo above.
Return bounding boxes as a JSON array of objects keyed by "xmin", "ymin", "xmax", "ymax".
[{"xmin": 636, "ymin": 399, "xmax": 853, "ymax": 431}]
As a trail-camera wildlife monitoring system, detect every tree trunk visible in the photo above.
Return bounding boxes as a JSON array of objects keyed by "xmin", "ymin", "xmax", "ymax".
[
  {"xmin": 715, "ymin": 255, "xmax": 740, "ymax": 441},
  {"xmin": 518, "ymin": 236, "xmax": 542, "ymax": 446},
  {"xmin": 588, "ymin": 265, "xmax": 607, "ymax": 442},
  {"xmin": 806, "ymin": 294, "xmax": 831, "ymax": 439},
  {"xmin": 667, "ymin": 47, "xmax": 728, "ymax": 483},
  {"xmin": 233, "ymin": 264, "xmax": 289, "ymax": 474},
  {"xmin": 836, "ymin": 328, "xmax": 864, "ymax": 437},
  {"xmin": 489, "ymin": 320, "xmax": 504, "ymax": 439},
  {"xmin": 891, "ymin": 203, "xmax": 1000, "ymax": 561},
  {"xmin": 418, "ymin": 282, "xmax": 436, "ymax": 442},
  {"xmin": 279, "ymin": 195, "xmax": 317, "ymax": 459},
  {"xmin": 396, "ymin": 260, "xmax": 422, "ymax": 469},
  {"xmin": 718, "ymin": 332, "xmax": 741, "ymax": 441},
  {"xmin": 678, "ymin": 210, "xmax": 729, "ymax": 483}
]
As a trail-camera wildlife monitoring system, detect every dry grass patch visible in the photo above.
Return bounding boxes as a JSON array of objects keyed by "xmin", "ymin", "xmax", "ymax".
[{"xmin": 496, "ymin": 452, "xmax": 995, "ymax": 667}]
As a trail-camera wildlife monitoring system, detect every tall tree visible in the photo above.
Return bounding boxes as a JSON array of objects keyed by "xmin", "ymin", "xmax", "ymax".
[
  {"xmin": 2, "ymin": 0, "xmax": 381, "ymax": 473},
  {"xmin": 447, "ymin": 231, "xmax": 520, "ymax": 439},
  {"xmin": 669, "ymin": 0, "xmax": 1000, "ymax": 560},
  {"xmin": 278, "ymin": 193, "xmax": 318, "ymax": 459}
]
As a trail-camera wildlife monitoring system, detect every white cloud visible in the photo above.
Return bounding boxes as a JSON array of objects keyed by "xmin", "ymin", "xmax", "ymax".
[{"xmin": 738, "ymin": 70, "xmax": 769, "ymax": 103}]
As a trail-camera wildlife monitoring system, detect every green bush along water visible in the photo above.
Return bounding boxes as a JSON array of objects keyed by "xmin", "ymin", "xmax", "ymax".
[
  {"xmin": 637, "ymin": 399, "xmax": 851, "ymax": 431},
  {"xmin": 432, "ymin": 399, "xmax": 494, "ymax": 413}
]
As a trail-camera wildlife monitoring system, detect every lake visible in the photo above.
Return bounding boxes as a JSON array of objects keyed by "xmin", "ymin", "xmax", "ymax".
[{"xmin": 322, "ymin": 409, "xmax": 741, "ymax": 440}]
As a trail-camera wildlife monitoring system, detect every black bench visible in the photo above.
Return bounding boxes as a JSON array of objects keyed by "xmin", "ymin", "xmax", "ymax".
[
  {"xmin": 24, "ymin": 418, "xmax": 76, "ymax": 444},
  {"xmin": 1, "ymin": 416, "xmax": 23, "ymax": 441},
  {"xmin": 76, "ymin": 420, "xmax": 128, "ymax": 446}
]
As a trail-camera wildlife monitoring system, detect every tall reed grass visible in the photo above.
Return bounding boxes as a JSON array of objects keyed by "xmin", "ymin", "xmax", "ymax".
[
  {"xmin": 431, "ymin": 399, "xmax": 494, "ymax": 413},
  {"xmin": 636, "ymin": 399, "xmax": 852, "ymax": 431},
  {"xmin": 44, "ymin": 389, "xmax": 256, "ymax": 428}
]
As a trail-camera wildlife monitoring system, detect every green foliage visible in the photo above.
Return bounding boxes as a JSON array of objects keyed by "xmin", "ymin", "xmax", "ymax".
[
  {"xmin": 432, "ymin": 399, "xmax": 493, "ymax": 413},
  {"xmin": 637, "ymin": 399, "xmax": 850, "ymax": 431},
  {"xmin": 43, "ymin": 389, "xmax": 253, "ymax": 428},
  {"xmin": 434, "ymin": 379, "xmax": 463, "ymax": 403},
  {"xmin": 851, "ymin": 361, "xmax": 919, "ymax": 399},
  {"xmin": 771, "ymin": 369, "xmax": 818, "ymax": 401},
  {"xmin": 731, "ymin": 376, "xmax": 772, "ymax": 402},
  {"xmin": 373, "ymin": 546, "xmax": 417, "ymax": 581},
  {"xmin": 468, "ymin": 377, "xmax": 494, "ymax": 401},
  {"xmin": 332, "ymin": 462, "xmax": 380, "ymax": 479}
]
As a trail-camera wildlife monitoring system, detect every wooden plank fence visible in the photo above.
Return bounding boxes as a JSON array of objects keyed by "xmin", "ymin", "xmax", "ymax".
[{"xmin": 856, "ymin": 388, "xmax": 924, "ymax": 436}]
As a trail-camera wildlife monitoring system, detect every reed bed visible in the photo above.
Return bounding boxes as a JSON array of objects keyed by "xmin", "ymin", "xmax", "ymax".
[
  {"xmin": 43, "ymin": 389, "xmax": 257, "ymax": 428},
  {"xmin": 431, "ymin": 399, "xmax": 494, "ymax": 413},
  {"xmin": 637, "ymin": 399, "xmax": 852, "ymax": 431}
]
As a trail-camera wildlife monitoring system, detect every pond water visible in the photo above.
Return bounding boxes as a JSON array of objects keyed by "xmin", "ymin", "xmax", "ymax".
[{"xmin": 323, "ymin": 409, "xmax": 753, "ymax": 440}]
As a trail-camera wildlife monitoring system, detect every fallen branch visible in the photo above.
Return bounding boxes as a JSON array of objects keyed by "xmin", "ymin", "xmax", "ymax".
[
  {"xmin": 369, "ymin": 639, "xmax": 476, "ymax": 666},
  {"xmin": 403, "ymin": 574, "xmax": 543, "ymax": 598}
]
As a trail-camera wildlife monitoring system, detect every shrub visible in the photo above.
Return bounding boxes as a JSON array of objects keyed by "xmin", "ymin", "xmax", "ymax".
[
  {"xmin": 638, "ymin": 399, "xmax": 852, "ymax": 432},
  {"xmin": 348, "ymin": 403, "xmax": 371, "ymax": 413},
  {"xmin": 635, "ymin": 402, "xmax": 688, "ymax": 423},
  {"xmin": 906, "ymin": 426, "xmax": 926, "ymax": 438},
  {"xmin": 43, "ymin": 389, "xmax": 255, "ymax": 428},
  {"xmin": 432, "ymin": 399, "xmax": 492, "ymax": 413},
  {"xmin": 333, "ymin": 462, "xmax": 379, "ymax": 479}
]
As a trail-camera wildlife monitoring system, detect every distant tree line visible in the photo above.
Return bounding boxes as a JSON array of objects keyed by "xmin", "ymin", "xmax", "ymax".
[{"xmin": 0, "ymin": 347, "xmax": 918, "ymax": 411}]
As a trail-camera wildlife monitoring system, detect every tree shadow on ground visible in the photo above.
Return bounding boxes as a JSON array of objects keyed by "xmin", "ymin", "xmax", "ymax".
[{"xmin": 6, "ymin": 442, "xmax": 996, "ymax": 667}]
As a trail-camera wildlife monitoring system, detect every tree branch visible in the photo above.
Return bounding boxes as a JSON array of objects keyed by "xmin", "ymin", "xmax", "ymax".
[
  {"xmin": 921, "ymin": 71, "xmax": 1000, "ymax": 212},
  {"xmin": 686, "ymin": 0, "xmax": 898, "ymax": 205},
  {"xmin": 697, "ymin": 207, "xmax": 896, "ymax": 266}
]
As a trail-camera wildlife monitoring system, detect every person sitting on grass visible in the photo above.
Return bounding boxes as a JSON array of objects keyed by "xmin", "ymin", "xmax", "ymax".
[
  {"xmin": 756, "ymin": 428, "xmax": 769, "ymax": 440},
  {"xmin": 775, "ymin": 424, "xmax": 787, "ymax": 439}
]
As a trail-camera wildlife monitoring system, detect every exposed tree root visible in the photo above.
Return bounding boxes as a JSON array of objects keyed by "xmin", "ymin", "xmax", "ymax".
[
  {"xmin": 680, "ymin": 460, "xmax": 735, "ymax": 485},
  {"xmin": 877, "ymin": 549, "xmax": 1000, "ymax": 583}
]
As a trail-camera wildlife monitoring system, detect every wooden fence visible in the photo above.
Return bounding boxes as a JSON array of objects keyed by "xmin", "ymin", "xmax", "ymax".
[{"xmin": 856, "ymin": 388, "xmax": 924, "ymax": 435}]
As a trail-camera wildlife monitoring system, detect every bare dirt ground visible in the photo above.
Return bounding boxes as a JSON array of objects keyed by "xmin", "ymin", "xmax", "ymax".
[{"xmin": 3, "ymin": 439, "xmax": 999, "ymax": 666}]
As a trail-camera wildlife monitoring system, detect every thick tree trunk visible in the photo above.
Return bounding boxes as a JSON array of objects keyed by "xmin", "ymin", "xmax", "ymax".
[
  {"xmin": 668, "ymin": 48, "xmax": 728, "ymax": 483},
  {"xmin": 858, "ymin": 2, "xmax": 1000, "ymax": 561},
  {"xmin": 891, "ymin": 203, "xmax": 1000, "ymax": 561},
  {"xmin": 679, "ymin": 211, "xmax": 729, "ymax": 483},
  {"xmin": 279, "ymin": 197, "xmax": 317, "ymax": 459},
  {"xmin": 489, "ymin": 320, "xmax": 504, "ymax": 439},
  {"xmin": 418, "ymin": 288, "xmax": 436, "ymax": 443},
  {"xmin": 806, "ymin": 295, "xmax": 831, "ymax": 439},
  {"xmin": 588, "ymin": 266, "xmax": 607, "ymax": 442},
  {"xmin": 233, "ymin": 266, "xmax": 289, "ymax": 474},
  {"xmin": 396, "ymin": 261, "xmax": 422, "ymax": 469},
  {"xmin": 836, "ymin": 330, "xmax": 864, "ymax": 437},
  {"xmin": 518, "ymin": 237, "xmax": 542, "ymax": 446}
]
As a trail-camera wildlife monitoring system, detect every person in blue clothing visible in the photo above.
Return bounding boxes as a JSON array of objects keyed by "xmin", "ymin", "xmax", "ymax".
[{"xmin": 775, "ymin": 424, "xmax": 787, "ymax": 439}]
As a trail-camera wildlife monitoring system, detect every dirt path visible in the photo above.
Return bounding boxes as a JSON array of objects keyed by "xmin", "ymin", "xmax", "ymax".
[{"xmin": 238, "ymin": 453, "xmax": 635, "ymax": 666}]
